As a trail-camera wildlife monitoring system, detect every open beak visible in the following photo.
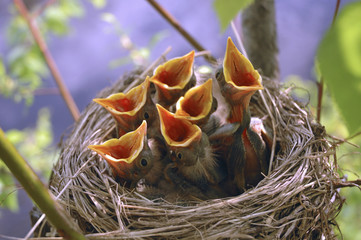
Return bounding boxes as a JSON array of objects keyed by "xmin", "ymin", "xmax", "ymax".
[
  {"xmin": 175, "ymin": 78, "xmax": 214, "ymax": 124},
  {"xmin": 150, "ymin": 51, "xmax": 195, "ymax": 108},
  {"xmin": 93, "ymin": 77, "xmax": 150, "ymax": 135},
  {"xmin": 223, "ymin": 37, "xmax": 263, "ymax": 123},
  {"xmin": 88, "ymin": 120, "xmax": 147, "ymax": 178},
  {"xmin": 156, "ymin": 104, "xmax": 201, "ymax": 147}
]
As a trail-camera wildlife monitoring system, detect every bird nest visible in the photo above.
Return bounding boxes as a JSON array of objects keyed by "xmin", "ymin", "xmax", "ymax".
[{"xmin": 39, "ymin": 63, "xmax": 343, "ymax": 239}]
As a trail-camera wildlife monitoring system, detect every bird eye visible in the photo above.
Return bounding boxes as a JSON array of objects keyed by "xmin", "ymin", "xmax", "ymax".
[
  {"xmin": 144, "ymin": 112, "xmax": 150, "ymax": 119},
  {"xmin": 215, "ymin": 69, "xmax": 222, "ymax": 79},
  {"xmin": 140, "ymin": 158, "xmax": 148, "ymax": 167},
  {"xmin": 177, "ymin": 152, "xmax": 182, "ymax": 160}
]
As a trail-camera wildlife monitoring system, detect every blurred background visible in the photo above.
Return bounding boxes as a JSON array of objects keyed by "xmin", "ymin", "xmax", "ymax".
[{"xmin": 0, "ymin": 0, "xmax": 360, "ymax": 239}]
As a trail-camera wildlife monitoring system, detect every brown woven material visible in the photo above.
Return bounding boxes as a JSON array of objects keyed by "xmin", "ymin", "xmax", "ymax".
[{"xmin": 44, "ymin": 66, "xmax": 343, "ymax": 239}]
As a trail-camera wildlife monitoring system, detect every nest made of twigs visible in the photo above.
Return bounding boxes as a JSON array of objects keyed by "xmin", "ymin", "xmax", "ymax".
[{"xmin": 41, "ymin": 62, "xmax": 343, "ymax": 239}]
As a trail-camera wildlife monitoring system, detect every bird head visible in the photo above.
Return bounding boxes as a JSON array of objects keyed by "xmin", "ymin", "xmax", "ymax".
[
  {"xmin": 88, "ymin": 121, "xmax": 153, "ymax": 183},
  {"xmin": 156, "ymin": 104, "xmax": 203, "ymax": 166}
]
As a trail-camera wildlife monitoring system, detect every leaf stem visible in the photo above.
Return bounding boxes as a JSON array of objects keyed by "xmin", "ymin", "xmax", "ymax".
[
  {"xmin": 13, "ymin": 0, "xmax": 80, "ymax": 121},
  {"xmin": 0, "ymin": 128, "xmax": 85, "ymax": 239},
  {"xmin": 316, "ymin": 0, "xmax": 341, "ymax": 123},
  {"xmin": 145, "ymin": 0, "xmax": 217, "ymax": 64}
]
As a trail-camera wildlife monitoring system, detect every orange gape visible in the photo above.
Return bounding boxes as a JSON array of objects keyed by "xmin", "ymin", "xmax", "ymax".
[
  {"xmin": 88, "ymin": 121, "xmax": 154, "ymax": 187},
  {"xmin": 93, "ymin": 77, "xmax": 157, "ymax": 137},
  {"xmin": 175, "ymin": 78, "xmax": 216, "ymax": 126},
  {"xmin": 150, "ymin": 51, "xmax": 196, "ymax": 109}
]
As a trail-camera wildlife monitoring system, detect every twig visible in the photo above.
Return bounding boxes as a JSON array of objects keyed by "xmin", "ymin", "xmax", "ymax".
[
  {"xmin": 333, "ymin": 179, "xmax": 361, "ymax": 189},
  {"xmin": 316, "ymin": 0, "xmax": 341, "ymax": 123},
  {"xmin": 316, "ymin": 77, "xmax": 323, "ymax": 123},
  {"xmin": 231, "ymin": 19, "xmax": 248, "ymax": 59},
  {"xmin": 145, "ymin": 0, "xmax": 217, "ymax": 65},
  {"xmin": 0, "ymin": 128, "xmax": 85, "ymax": 239},
  {"xmin": 14, "ymin": 0, "xmax": 80, "ymax": 121}
]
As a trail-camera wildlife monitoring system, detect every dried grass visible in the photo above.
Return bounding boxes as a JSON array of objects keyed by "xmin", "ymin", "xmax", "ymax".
[{"xmin": 40, "ymin": 63, "xmax": 343, "ymax": 239}]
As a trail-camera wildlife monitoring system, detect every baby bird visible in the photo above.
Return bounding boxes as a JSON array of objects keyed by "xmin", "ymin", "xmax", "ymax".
[
  {"xmin": 157, "ymin": 104, "xmax": 226, "ymax": 197},
  {"xmin": 175, "ymin": 78, "xmax": 218, "ymax": 134},
  {"xmin": 88, "ymin": 121, "xmax": 162, "ymax": 188},
  {"xmin": 93, "ymin": 77, "xmax": 157, "ymax": 137},
  {"xmin": 210, "ymin": 37, "xmax": 270, "ymax": 194},
  {"xmin": 150, "ymin": 51, "xmax": 196, "ymax": 109},
  {"xmin": 215, "ymin": 37, "xmax": 263, "ymax": 128}
]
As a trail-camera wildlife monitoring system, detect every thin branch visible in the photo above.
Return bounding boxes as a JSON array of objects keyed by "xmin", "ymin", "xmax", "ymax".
[
  {"xmin": 0, "ymin": 128, "xmax": 85, "ymax": 239},
  {"xmin": 231, "ymin": 19, "xmax": 248, "ymax": 59},
  {"xmin": 333, "ymin": 179, "xmax": 361, "ymax": 189},
  {"xmin": 14, "ymin": 0, "xmax": 80, "ymax": 121},
  {"xmin": 316, "ymin": 77, "xmax": 324, "ymax": 123},
  {"xmin": 316, "ymin": 0, "xmax": 341, "ymax": 123},
  {"xmin": 145, "ymin": 0, "xmax": 217, "ymax": 65}
]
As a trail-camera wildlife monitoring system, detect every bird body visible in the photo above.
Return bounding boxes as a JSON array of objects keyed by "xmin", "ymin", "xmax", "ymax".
[{"xmin": 157, "ymin": 104, "xmax": 226, "ymax": 196}]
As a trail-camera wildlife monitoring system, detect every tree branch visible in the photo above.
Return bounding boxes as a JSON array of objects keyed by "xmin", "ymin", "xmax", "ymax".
[
  {"xmin": 14, "ymin": 0, "xmax": 80, "ymax": 121},
  {"xmin": 146, "ymin": 0, "xmax": 217, "ymax": 65},
  {"xmin": 0, "ymin": 128, "xmax": 85, "ymax": 239}
]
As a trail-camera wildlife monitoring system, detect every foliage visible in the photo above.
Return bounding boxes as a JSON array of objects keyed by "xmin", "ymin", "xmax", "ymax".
[
  {"xmin": 213, "ymin": 0, "xmax": 254, "ymax": 31},
  {"xmin": 0, "ymin": 0, "xmax": 106, "ymax": 105},
  {"xmin": 0, "ymin": 0, "xmax": 107, "ymax": 215},
  {"xmin": 318, "ymin": 1, "xmax": 361, "ymax": 135},
  {"xmin": 0, "ymin": 108, "xmax": 57, "ymax": 212}
]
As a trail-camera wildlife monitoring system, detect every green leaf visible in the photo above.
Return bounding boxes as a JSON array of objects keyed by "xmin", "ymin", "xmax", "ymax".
[
  {"xmin": 0, "ymin": 167, "xmax": 18, "ymax": 212},
  {"xmin": 213, "ymin": 0, "xmax": 254, "ymax": 31},
  {"xmin": 317, "ymin": 1, "xmax": 361, "ymax": 135}
]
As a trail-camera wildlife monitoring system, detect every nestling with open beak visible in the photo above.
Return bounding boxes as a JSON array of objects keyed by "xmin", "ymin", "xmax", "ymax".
[
  {"xmin": 215, "ymin": 37, "xmax": 263, "ymax": 128},
  {"xmin": 175, "ymin": 78, "xmax": 218, "ymax": 134},
  {"xmin": 210, "ymin": 37, "xmax": 270, "ymax": 194},
  {"xmin": 88, "ymin": 121, "xmax": 163, "ymax": 188},
  {"xmin": 150, "ymin": 51, "xmax": 196, "ymax": 109},
  {"xmin": 93, "ymin": 77, "xmax": 158, "ymax": 137},
  {"xmin": 157, "ymin": 104, "xmax": 226, "ymax": 197}
]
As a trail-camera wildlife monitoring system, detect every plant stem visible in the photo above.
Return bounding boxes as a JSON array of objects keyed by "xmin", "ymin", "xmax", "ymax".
[
  {"xmin": 333, "ymin": 179, "xmax": 361, "ymax": 189},
  {"xmin": 13, "ymin": 0, "xmax": 80, "ymax": 122},
  {"xmin": 316, "ymin": 0, "xmax": 341, "ymax": 123},
  {"xmin": 0, "ymin": 128, "xmax": 85, "ymax": 239},
  {"xmin": 146, "ymin": 0, "xmax": 217, "ymax": 64}
]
